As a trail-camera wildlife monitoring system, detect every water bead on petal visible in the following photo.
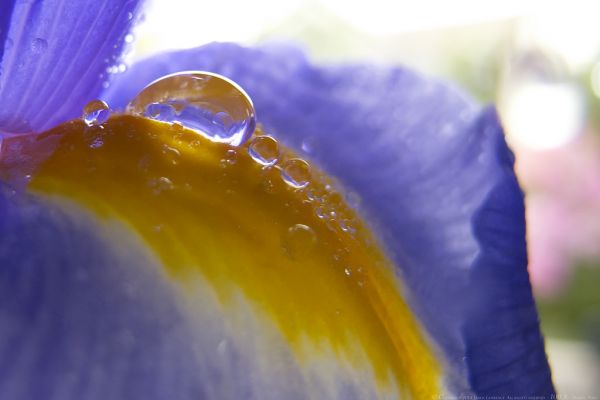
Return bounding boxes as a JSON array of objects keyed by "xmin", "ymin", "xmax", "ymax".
[
  {"xmin": 127, "ymin": 71, "xmax": 256, "ymax": 146},
  {"xmin": 248, "ymin": 135, "xmax": 279, "ymax": 166},
  {"xmin": 280, "ymin": 158, "xmax": 311, "ymax": 189},
  {"xmin": 30, "ymin": 38, "xmax": 48, "ymax": 55},
  {"xmin": 283, "ymin": 223, "xmax": 317, "ymax": 259},
  {"xmin": 82, "ymin": 100, "xmax": 111, "ymax": 127}
]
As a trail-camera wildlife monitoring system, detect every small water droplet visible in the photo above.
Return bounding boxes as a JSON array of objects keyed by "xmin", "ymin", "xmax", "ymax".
[
  {"xmin": 339, "ymin": 219, "xmax": 356, "ymax": 234},
  {"xmin": 127, "ymin": 72, "xmax": 256, "ymax": 146},
  {"xmin": 127, "ymin": 12, "xmax": 133, "ymax": 20},
  {"xmin": 217, "ymin": 339, "xmax": 228, "ymax": 355},
  {"xmin": 148, "ymin": 176, "xmax": 174, "ymax": 194},
  {"xmin": 82, "ymin": 100, "xmax": 110, "ymax": 126},
  {"xmin": 301, "ymin": 136, "xmax": 316, "ymax": 154},
  {"xmin": 248, "ymin": 136, "xmax": 279, "ymax": 166},
  {"xmin": 344, "ymin": 192, "xmax": 359, "ymax": 208},
  {"xmin": 280, "ymin": 158, "xmax": 311, "ymax": 189},
  {"xmin": 153, "ymin": 224, "xmax": 164, "ymax": 233},
  {"xmin": 283, "ymin": 224, "xmax": 317, "ymax": 259},
  {"xmin": 315, "ymin": 206, "xmax": 327, "ymax": 219},
  {"xmin": 31, "ymin": 38, "xmax": 47, "ymax": 54},
  {"xmin": 221, "ymin": 149, "xmax": 237, "ymax": 166},
  {"xmin": 124, "ymin": 33, "xmax": 135, "ymax": 43},
  {"xmin": 344, "ymin": 267, "xmax": 352, "ymax": 277},
  {"xmin": 89, "ymin": 137, "xmax": 104, "ymax": 149},
  {"xmin": 161, "ymin": 144, "xmax": 180, "ymax": 165}
]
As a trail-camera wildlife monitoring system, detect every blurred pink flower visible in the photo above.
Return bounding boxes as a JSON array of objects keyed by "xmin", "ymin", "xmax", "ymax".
[{"xmin": 515, "ymin": 131, "xmax": 600, "ymax": 297}]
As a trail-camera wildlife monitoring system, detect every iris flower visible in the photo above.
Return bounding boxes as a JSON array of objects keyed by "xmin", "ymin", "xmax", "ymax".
[{"xmin": 0, "ymin": 1, "xmax": 555, "ymax": 398}]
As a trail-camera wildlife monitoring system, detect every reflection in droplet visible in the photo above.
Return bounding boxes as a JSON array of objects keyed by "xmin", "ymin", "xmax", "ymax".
[
  {"xmin": 144, "ymin": 102, "xmax": 175, "ymax": 121},
  {"xmin": 281, "ymin": 158, "xmax": 311, "ymax": 189},
  {"xmin": 127, "ymin": 71, "xmax": 256, "ymax": 146},
  {"xmin": 283, "ymin": 224, "xmax": 317, "ymax": 259},
  {"xmin": 248, "ymin": 136, "xmax": 279, "ymax": 166},
  {"xmin": 82, "ymin": 100, "xmax": 110, "ymax": 127}
]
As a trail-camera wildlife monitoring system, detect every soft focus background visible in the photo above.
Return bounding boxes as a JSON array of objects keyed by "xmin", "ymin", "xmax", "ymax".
[{"xmin": 131, "ymin": 0, "xmax": 600, "ymax": 395}]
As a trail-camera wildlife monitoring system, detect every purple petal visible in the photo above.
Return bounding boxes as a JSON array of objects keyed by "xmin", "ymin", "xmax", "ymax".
[
  {"xmin": 0, "ymin": 0, "xmax": 143, "ymax": 134},
  {"xmin": 105, "ymin": 42, "xmax": 554, "ymax": 396},
  {"xmin": 0, "ymin": 186, "xmax": 203, "ymax": 399}
]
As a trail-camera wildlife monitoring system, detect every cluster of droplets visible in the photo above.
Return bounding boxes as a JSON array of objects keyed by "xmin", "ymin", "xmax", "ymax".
[
  {"xmin": 243, "ymin": 134, "xmax": 313, "ymax": 190},
  {"xmin": 126, "ymin": 71, "xmax": 257, "ymax": 147},
  {"xmin": 241, "ymin": 129, "xmax": 365, "ymax": 283},
  {"xmin": 99, "ymin": 12, "xmax": 137, "ymax": 89},
  {"xmin": 306, "ymin": 184, "xmax": 361, "ymax": 237},
  {"xmin": 77, "ymin": 71, "xmax": 366, "ymax": 284}
]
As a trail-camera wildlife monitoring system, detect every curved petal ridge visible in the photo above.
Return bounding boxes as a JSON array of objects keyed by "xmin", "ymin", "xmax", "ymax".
[
  {"xmin": 104, "ymin": 43, "xmax": 554, "ymax": 395},
  {"xmin": 0, "ymin": 0, "xmax": 143, "ymax": 134}
]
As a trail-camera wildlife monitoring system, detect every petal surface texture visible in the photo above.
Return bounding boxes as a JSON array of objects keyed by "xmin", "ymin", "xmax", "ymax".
[
  {"xmin": 0, "ymin": 116, "xmax": 440, "ymax": 399},
  {"xmin": 104, "ymin": 43, "xmax": 555, "ymax": 396},
  {"xmin": 0, "ymin": 0, "xmax": 142, "ymax": 134}
]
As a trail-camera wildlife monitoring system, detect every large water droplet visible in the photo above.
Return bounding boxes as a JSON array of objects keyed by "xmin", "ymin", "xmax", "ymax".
[
  {"xmin": 280, "ymin": 158, "xmax": 311, "ymax": 189},
  {"xmin": 82, "ymin": 100, "xmax": 110, "ymax": 126},
  {"xmin": 248, "ymin": 136, "xmax": 279, "ymax": 166},
  {"xmin": 127, "ymin": 71, "xmax": 256, "ymax": 146},
  {"xmin": 283, "ymin": 224, "xmax": 316, "ymax": 259}
]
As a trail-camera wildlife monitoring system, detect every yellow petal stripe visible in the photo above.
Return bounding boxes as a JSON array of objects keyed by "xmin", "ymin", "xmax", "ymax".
[{"xmin": 27, "ymin": 115, "xmax": 440, "ymax": 397}]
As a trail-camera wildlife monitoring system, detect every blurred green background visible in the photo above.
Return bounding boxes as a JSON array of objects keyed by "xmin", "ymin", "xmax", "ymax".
[{"xmin": 135, "ymin": 0, "xmax": 600, "ymax": 394}]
